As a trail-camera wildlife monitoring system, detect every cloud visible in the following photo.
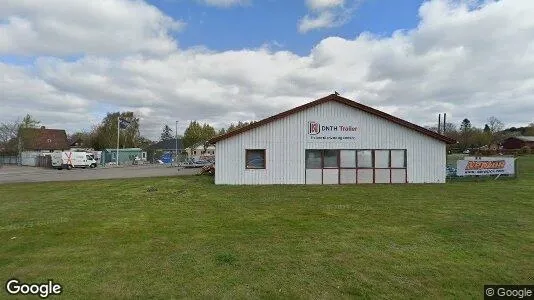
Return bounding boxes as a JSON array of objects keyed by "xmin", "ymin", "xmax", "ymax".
[
  {"xmin": 298, "ymin": 0, "xmax": 358, "ymax": 33},
  {"xmin": 0, "ymin": 0, "xmax": 184, "ymax": 56},
  {"xmin": 1, "ymin": 0, "xmax": 534, "ymax": 140},
  {"xmin": 197, "ymin": 0, "xmax": 250, "ymax": 7},
  {"xmin": 306, "ymin": 0, "xmax": 346, "ymax": 11}
]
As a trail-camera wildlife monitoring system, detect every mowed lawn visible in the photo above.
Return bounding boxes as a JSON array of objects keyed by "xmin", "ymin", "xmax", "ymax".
[{"xmin": 1, "ymin": 157, "xmax": 533, "ymax": 299}]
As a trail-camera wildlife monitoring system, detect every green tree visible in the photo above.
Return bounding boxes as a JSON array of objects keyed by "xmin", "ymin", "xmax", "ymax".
[
  {"xmin": 16, "ymin": 114, "xmax": 42, "ymax": 153},
  {"xmin": 137, "ymin": 136, "xmax": 154, "ymax": 151},
  {"xmin": 460, "ymin": 118, "xmax": 471, "ymax": 132},
  {"xmin": 525, "ymin": 123, "xmax": 534, "ymax": 136},
  {"xmin": 472, "ymin": 128, "xmax": 491, "ymax": 148},
  {"xmin": 183, "ymin": 121, "xmax": 216, "ymax": 149},
  {"xmin": 201, "ymin": 123, "xmax": 216, "ymax": 142},
  {"xmin": 160, "ymin": 125, "xmax": 173, "ymax": 141},
  {"xmin": 91, "ymin": 112, "xmax": 140, "ymax": 150},
  {"xmin": 20, "ymin": 114, "xmax": 41, "ymax": 129},
  {"xmin": 459, "ymin": 118, "xmax": 473, "ymax": 150},
  {"xmin": 68, "ymin": 131, "xmax": 93, "ymax": 148},
  {"xmin": 221, "ymin": 121, "xmax": 256, "ymax": 135},
  {"xmin": 182, "ymin": 121, "xmax": 202, "ymax": 149}
]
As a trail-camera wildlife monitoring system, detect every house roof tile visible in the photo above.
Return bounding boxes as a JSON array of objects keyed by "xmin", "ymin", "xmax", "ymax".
[{"xmin": 21, "ymin": 127, "xmax": 68, "ymax": 150}]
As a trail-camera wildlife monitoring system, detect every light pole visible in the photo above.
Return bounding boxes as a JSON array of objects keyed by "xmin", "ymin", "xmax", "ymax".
[{"xmin": 175, "ymin": 120, "xmax": 178, "ymax": 165}]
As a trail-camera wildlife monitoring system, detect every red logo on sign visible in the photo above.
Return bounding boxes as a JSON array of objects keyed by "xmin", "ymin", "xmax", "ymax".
[{"xmin": 308, "ymin": 121, "xmax": 320, "ymax": 135}]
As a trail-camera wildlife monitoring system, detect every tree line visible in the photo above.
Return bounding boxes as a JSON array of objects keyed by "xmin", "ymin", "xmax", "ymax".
[
  {"xmin": 0, "ymin": 114, "xmax": 42, "ymax": 154},
  {"xmin": 0, "ymin": 112, "xmax": 256, "ymax": 155},
  {"xmin": 4, "ymin": 112, "xmax": 531, "ymax": 156},
  {"xmin": 427, "ymin": 116, "xmax": 534, "ymax": 151},
  {"xmin": 159, "ymin": 120, "xmax": 255, "ymax": 149}
]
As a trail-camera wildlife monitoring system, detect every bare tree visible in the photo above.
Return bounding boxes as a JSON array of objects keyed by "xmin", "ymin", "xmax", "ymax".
[
  {"xmin": 487, "ymin": 116, "xmax": 505, "ymax": 143},
  {"xmin": 0, "ymin": 121, "xmax": 20, "ymax": 145},
  {"xmin": 0, "ymin": 119, "xmax": 23, "ymax": 154},
  {"xmin": 487, "ymin": 116, "xmax": 504, "ymax": 133}
]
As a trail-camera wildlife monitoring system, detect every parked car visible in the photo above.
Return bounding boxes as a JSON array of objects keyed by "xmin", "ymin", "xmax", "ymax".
[{"xmin": 178, "ymin": 157, "xmax": 213, "ymax": 168}]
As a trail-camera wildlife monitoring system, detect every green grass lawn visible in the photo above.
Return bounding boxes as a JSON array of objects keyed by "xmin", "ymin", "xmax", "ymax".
[{"xmin": 1, "ymin": 156, "xmax": 533, "ymax": 299}]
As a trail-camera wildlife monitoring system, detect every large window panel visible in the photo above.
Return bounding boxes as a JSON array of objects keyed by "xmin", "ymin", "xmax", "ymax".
[
  {"xmin": 322, "ymin": 169, "xmax": 339, "ymax": 184},
  {"xmin": 357, "ymin": 169, "xmax": 374, "ymax": 184},
  {"xmin": 305, "ymin": 150, "xmax": 322, "ymax": 169},
  {"xmin": 305, "ymin": 149, "xmax": 407, "ymax": 185},
  {"xmin": 306, "ymin": 169, "xmax": 322, "ymax": 184},
  {"xmin": 323, "ymin": 150, "xmax": 339, "ymax": 168},
  {"xmin": 391, "ymin": 169, "xmax": 407, "ymax": 183},
  {"xmin": 375, "ymin": 169, "xmax": 390, "ymax": 183},
  {"xmin": 391, "ymin": 150, "xmax": 406, "ymax": 168},
  {"xmin": 340, "ymin": 150, "xmax": 356, "ymax": 168},
  {"xmin": 357, "ymin": 150, "xmax": 373, "ymax": 168},
  {"xmin": 374, "ymin": 150, "xmax": 390, "ymax": 168},
  {"xmin": 246, "ymin": 149, "xmax": 265, "ymax": 169},
  {"xmin": 340, "ymin": 169, "xmax": 356, "ymax": 184}
]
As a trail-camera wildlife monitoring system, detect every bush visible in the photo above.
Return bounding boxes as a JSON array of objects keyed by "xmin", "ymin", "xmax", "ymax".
[
  {"xmin": 519, "ymin": 146, "xmax": 531, "ymax": 155},
  {"xmin": 200, "ymin": 164, "xmax": 215, "ymax": 176}
]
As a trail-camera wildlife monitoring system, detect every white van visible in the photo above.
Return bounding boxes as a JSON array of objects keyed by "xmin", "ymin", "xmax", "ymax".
[{"xmin": 51, "ymin": 152, "xmax": 98, "ymax": 170}]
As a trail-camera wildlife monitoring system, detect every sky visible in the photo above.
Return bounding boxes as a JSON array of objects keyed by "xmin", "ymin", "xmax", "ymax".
[{"xmin": 1, "ymin": 0, "xmax": 534, "ymax": 140}]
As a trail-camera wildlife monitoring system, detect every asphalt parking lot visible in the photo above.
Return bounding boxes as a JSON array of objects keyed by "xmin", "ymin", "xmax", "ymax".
[{"xmin": 0, "ymin": 165, "xmax": 200, "ymax": 184}]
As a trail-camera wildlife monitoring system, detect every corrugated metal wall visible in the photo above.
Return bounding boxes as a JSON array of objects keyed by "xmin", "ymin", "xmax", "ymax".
[{"xmin": 216, "ymin": 101, "xmax": 446, "ymax": 184}]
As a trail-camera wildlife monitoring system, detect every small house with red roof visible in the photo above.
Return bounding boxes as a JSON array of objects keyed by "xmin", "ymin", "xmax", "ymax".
[{"xmin": 20, "ymin": 126, "xmax": 69, "ymax": 166}]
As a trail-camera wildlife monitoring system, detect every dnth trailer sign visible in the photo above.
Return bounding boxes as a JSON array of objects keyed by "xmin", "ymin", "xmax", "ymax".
[
  {"xmin": 457, "ymin": 157, "xmax": 515, "ymax": 176},
  {"xmin": 307, "ymin": 121, "xmax": 359, "ymax": 141}
]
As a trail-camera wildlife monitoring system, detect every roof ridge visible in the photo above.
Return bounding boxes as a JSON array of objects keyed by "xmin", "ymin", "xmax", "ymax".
[{"xmin": 209, "ymin": 94, "xmax": 456, "ymax": 144}]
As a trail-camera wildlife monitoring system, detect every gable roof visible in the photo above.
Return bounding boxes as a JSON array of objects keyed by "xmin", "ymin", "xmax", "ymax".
[
  {"xmin": 505, "ymin": 136, "xmax": 534, "ymax": 142},
  {"xmin": 152, "ymin": 138, "xmax": 183, "ymax": 150},
  {"xmin": 20, "ymin": 127, "xmax": 68, "ymax": 150},
  {"xmin": 186, "ymin": 141, "xmax": 214, "ymax": 149},
  {"xmin": 209, "ymin": 94, "xmax": 456, "ymax": 144}
]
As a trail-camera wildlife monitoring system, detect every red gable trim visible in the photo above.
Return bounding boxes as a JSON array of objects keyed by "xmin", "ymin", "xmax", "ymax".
[{"xmin": 209, "ymin": 94, "xmax": 456, "ymax": 144}]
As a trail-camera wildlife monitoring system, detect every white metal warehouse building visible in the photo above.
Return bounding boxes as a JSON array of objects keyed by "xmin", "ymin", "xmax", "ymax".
[{"xmin": 209, "ymin": 94, "xmax": 455, "ymax": 185}]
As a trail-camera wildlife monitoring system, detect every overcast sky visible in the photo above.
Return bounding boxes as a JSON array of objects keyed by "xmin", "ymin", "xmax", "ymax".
[{"xmin": 1, "ymin": 0, "xmax": 533, "ymax": 140}]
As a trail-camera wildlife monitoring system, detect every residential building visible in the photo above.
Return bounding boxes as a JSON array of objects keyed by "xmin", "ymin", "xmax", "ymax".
[{"xmin": 501, "ymin": 136, "xmax": 534, "ymax": 149}]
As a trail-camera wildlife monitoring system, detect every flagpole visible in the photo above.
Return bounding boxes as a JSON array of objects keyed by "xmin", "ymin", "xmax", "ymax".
[
  {"xmin": 116, "ymin": 115, "xmax": 120, "ymax": 166},
  {"xmin": 175, "ymin": 120, "xmax": 178, "ymax": 166}
]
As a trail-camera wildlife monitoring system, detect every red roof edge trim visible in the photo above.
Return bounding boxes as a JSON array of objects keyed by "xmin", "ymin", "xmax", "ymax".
[{"xmin": 209, "ymin": 94, "xmax": 456, "ymax": 145}]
